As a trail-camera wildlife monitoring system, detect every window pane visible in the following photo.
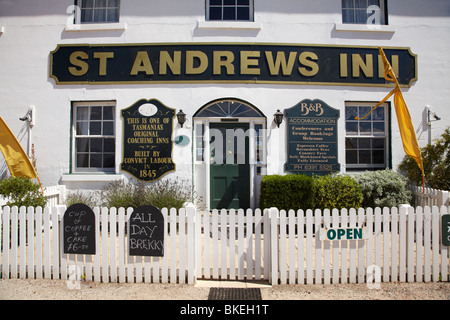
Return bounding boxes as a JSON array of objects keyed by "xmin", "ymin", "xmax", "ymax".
[
  {"xmin": 76, "ymin": 121, "xmax": 89, "ymax": 135},
  {"xmin": 90, "ymin": 106, "xmax": 102, "ymax": 120},
  {"xmin": 210, "ymin": 0, "xmax": 222, "ymax": 5},
  {"xmin": 223, "ymin": 7, "xmax": 236, "ymax": 20},
  {"xmin": 346, "ymin": 138, "xmax": 357, "ymax": 149},
  {"xmin": 108, "ymin": 0, "xmax": 120, "ymax": 7},
  {"xmin": 355, "ymin": 9, "xmax": 368, "ymax": 23},
  {"xmin": 93, "ymin": 8, "xmax": 106, "ymax": 22},
  {"xmin": 209, "ymin": 7, "xmax": 222, "ymax": 20},
  {"xmin": 345, "ymin": 106, "xmax": 358, "ymax": 120},
  {"xmin": 372, "ymin": 138, "xmax": 385, "ymax": 149},
  {"xmin": 90, "ymin": 138, "xmax": 102, "ymax": 152},
  {"xmin": 355, "ymin": 0, "xmax": 367, "ymax": 8},
  {"xmin": 368, "ymin": 0, "xmax": 380, "ymax": 6},
  {"xmin": 346, "ymin": 122, "xmax": 358, "ymax": 135},
  {"xmin": 342, "ymin": 0, "xmax": 354, "ymax": 8},
  {"xmin": 359, "ymin": 106, "xmax": 372, "ymax": 120},
  {"xmin": 103, "ymin": 122, "xmax": 114, "ymax": 135},
  {"xmin": 107, "ymin": 8, "xmax": 119, "ymax": 22},
  {"xmin": 237, "ymin": 0, "xmax": 249, "ymax": 5},
  {"xmin": 359, "ymin": 122, "xmax": 371, "ymax": 135},
  {"xmin": 76, "ymin": 138, "xmax": 89, "ymax": 153},
  {"xmin": 81, "ymin": 9, "xmax": 93, "ymax": 22},
  {"xmin": 82, "ymin": 0, "xmax": 94, "ymax": 9},
  {"xmin": 103, "ymin": 106, "xmax": 113, "ymax": 120},
  {"xmin": 237, "ymin": 7, "xmax": 250, "ymax": 20},
  {"xmin": 372, "ymin": 107, "xmax": 385, "ymax": 120},
  {"xmin": 97, "ymin": 0, "xmax": 107, "ymax": 7},
  {"xmin": 373, "ymin": 122, "xmax": 385, "ymax": 135},
  {"xmin": 346, "ymin": 150, "xmax": 358, "ymax": 164},
  {"xmin": 224, "ymin": 0, "xmax": 236, "ymax": 5},
  {"xmin": 359, "ymin": 150, "xmax": 371, "ymax": 164},
  {"xmin": 90, "ymin": 121, "xmax": 102, "ymax": 135},
  {"xmin": 77, "ymin": 154, "xmax": 89, "ymax": 168},
  {"xmin": 358, "ymin": 138, "xmax": 371, "ymax": 149},
  {"xmin": 342, "ymin": 9, "xmax": 355, "ymax": 23},
  {"xmin": 77, "ymin": 107, "xmax": 89, "ymax": 120},
  {"xmin": 103, "ymin": 138, "xmax": 115, "ymax": 153},
  {"xmin": 372, "ymin": 150, "xmax": 384, "ymax": 164},
  {"xmin": 90, "ymin": 154, "xmax": 102, "ymax": 167},
  {"xmin": 103, "ymin": 154, "xmax": 115, "ymax": 168}
]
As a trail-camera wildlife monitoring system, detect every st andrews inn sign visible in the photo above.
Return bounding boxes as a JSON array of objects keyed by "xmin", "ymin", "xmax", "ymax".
[{"xmin": 50, "ymin": 43, "xmax": 417, "ymax": 87}]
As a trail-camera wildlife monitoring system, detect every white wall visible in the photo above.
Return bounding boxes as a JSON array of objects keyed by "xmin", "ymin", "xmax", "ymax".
[{"xmin": 0, "ymin": 0, "xmax": 449, "ymax": 196}]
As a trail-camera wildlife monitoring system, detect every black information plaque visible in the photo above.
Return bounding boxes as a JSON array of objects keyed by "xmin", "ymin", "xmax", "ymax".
[
  {"xmin": 128, "ymin": 205, "xmax": 164, "ymax": 257},
  {"xmin": 63, "ymin": 203, "xmax": 96, "ymax": 255},
  {"xmin": 121, "ymin": 99, "xmax": 176, "ymax": 181},
  {"xmin": 285, "ymin": 99, "xmax": 340, "ymax": 176}
]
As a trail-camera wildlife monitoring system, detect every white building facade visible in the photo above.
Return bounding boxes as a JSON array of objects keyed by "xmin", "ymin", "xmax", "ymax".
[{"xmin": 0, "ymin": 0, "xmax": 449, "ymax": 210}]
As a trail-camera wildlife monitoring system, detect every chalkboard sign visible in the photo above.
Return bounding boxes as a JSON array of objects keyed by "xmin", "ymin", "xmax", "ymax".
[
  {"xmin": 285, "ymin": 99, "xmax": 340, "ymax": 176},
  {"xmin": 442, "ymin": 214, "xmax": 450, "ymax": 246},
  {"xmin": 63, "ymin": 203, "xmax": 96, "ymax": 254},
  {"xmin": 121, "ymin": 99, "xmax": 176, "ymax": 181},
  {"xmin": 128, "ymin": 205, "xmax": 164, "ymax": 257}
]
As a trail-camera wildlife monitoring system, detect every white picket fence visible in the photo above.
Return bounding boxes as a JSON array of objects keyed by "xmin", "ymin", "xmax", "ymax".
[
  {"xmin": 0, "ymin": 185, "xmax": 66, "ymax": 207},
  {"xmin": 413, "ymin": 186, "xmax": 449, "ymax": 207},
  {"xmin": 1, "ymin": 205, "xmax": 449, "ymax": 285}
]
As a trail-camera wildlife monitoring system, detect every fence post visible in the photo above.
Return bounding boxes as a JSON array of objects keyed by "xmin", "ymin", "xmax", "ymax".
[
  {"xmin": 438, "ymin": 190, "xmax": 449, "ymax": 207},
  {"xmin": 269, "ymin": 207, "xmax": 278, "ymax": 285}
]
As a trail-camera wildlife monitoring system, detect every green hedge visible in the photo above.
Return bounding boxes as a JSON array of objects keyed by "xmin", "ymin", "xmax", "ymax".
[
  {"xmin": 313, "ymin": 174, "xmax": 363, "ymax": 210},
  {"xmin": 260, "ymin": 173, "xmax": 363, "ymax": 211},
  {"xmin": 260, "ymin": 174, "xmax": 315, "ymax": 211}
]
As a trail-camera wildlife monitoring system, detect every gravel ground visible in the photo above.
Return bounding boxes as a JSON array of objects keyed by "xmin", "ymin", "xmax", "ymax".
[{"xmin": 0, "ymin": 278, "xmax": 449, "ymax": 300}]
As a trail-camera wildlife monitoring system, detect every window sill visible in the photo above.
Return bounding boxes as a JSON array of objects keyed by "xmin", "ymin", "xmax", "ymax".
[
  {"xmin": 64, "ymin": 22, "xmax": 127, "ymax": 32},
  {"xmin": 335, "ymin": 23, "xmax": 395, "ymax": 33},
  {"xmin": 197, "ymin": 20, "xmax": 262, "ymax": 30},
  {"xmin": 61, "ymin": 173, "xmax": 124, "ymax": 183}
]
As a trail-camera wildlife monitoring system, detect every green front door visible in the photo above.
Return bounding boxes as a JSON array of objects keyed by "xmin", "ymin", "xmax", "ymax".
[{"xmin": 210, "ymin": 123, "xmax": 250, "ymax": 210}]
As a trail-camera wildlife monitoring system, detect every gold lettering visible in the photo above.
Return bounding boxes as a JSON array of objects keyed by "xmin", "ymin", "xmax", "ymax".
[
  {"xmin": 213, "ymin": 51, "xmax": 235, "ymax": 75},
  {"xmin": 130, "ymin": 51, "xmax": 154, "ymax": 75},
  {"xmin": 298, "ymin": 51, "xmax": 319, "ymax": 77},
  {"xmin": 93, "ymin": 52, "xmax": 114, "ymax": 76},
  {"xmin": 186, "ymin": 51, "xmax": 208, "ymax": 74},
  {"xmin": 340, "ymin": 53, "xmax": 348, "ymax": 77},
  {"xmin": 159, "ymin": 51, "xmax": 181, "ymax": 75},
  {"xmin": 378, "ymin": 54, "xmax": 399, "ymax": 78},
  {"xmin": 68, "ymin": 51, "xmax": 89, "ymax": 76},
  {"xmin": 240, "ymin": 51, "xmax": 261, "ymax": 75},
  {"xmin": 265, "ymin": 51, "xmax": 297, "ymax": 75},
  {"xmin": 352, "ymin": 54, "xmax": 373, "ymax": 78}
]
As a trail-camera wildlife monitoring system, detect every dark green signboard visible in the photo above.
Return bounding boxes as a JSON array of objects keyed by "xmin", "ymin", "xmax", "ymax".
[
  {"xmin": 285, "ymin": 99, "xmax": 340, "ymax": 176},
  {"xmin": 50, "ymin": 43, "xmax": 417, "ymax": 87},
  {"xmin": 442, "ymin": 214, "xmax": 450, "ymax": 246},
  {"xmin": 121, "ymin": 99, "xmax": 175, "ymax": 181}
]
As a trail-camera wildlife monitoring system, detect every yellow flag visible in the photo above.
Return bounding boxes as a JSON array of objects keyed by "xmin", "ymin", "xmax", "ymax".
[
  {"xmin": 356, "ymin": 47, "xmax": 425, "ymax": 184},
  {"xmin": 0, "ymin": 116, "xmax": 38, "ymax": 179}
]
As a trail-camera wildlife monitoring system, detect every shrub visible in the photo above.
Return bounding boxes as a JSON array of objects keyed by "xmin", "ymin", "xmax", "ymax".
[
  {"xmin": 64, "ymin": 190, "xmax": 100, "ymax": 208},
  {"xmin": 351, "ymin": 169, "xmax": 412, "ymax": 208},
  {"xmin": 398, "ymin": 127, "xmax": 450, "ymax": 190},
  {"xmin": 101, "ymin": 178, "xmax": 195, "ymax": 209},
  {"xmin": 0, "ymin": 176, "xmax": 46, "ymax": 208},
  {"xmin": 314, "ymin": 174, "xmax": 363, "ymax": 210},
  {"xmin": 260, "ymin": 174, "xmax": 315, "ymax": 210}
]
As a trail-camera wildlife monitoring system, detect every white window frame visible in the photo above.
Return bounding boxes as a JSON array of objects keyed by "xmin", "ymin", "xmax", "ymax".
[
  {"xmin": 206, "ymin": 0, "xmax": 254, "ymax": 22},
  {"xmin": 72, "ymin": 101, "xmax": 116, "ymax": 174},
  {"xmin": 342, "ymin": 0, "xmax": 387, "ymax": 25},
  {"xmin": 345, "ymin": 102, "xmax": 390, "ymax": 171}
]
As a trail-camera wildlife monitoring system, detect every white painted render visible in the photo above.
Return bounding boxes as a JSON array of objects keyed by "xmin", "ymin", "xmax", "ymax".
[{"xmin": 0, "ymin": 0, "xmax": 449, "ymax": 209}]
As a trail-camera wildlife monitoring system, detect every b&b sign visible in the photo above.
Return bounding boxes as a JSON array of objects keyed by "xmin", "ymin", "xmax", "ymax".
[{"xmin": 128, "ymin": 205, "xmax": 164, "ymax": 256}]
